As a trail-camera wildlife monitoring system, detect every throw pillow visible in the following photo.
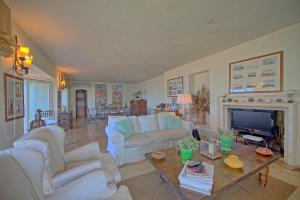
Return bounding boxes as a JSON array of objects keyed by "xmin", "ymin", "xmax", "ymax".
[
  {"xmin": 115, "ymin": 119, "xmax": 136, "ymax": 140},
  {"xmin": 156, "ymin": 112, "xmax": 177, "ymax": 130},
  {"xmin": 108, "ymin": 116, "xmax": 141, "ymax": 133},
  {"xmin": 138, "ymin": 115, "xmax": 159, "ymax": 133},
  {"xmin": 166, "ymin": 115, "xmax": 183, "ymax": 129}
]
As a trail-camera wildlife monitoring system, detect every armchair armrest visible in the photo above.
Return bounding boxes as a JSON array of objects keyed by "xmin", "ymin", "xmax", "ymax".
[
  {"xmin": 106, "ymin": 185, "xmax": 133, "ymax": 200},
  {"xmin": 51, "ymin": 160, "xmax": 102, "ymax": 189},
  {"xmin": 181, "ymin": 120, "xmax": 193, "ymax": 134},
  {"xmin": 64, "ymin": 142, "xmax": 101, "ymax": 163},
  {"xmin": 47, "ymin": 171, "xmax": 117, "ymax": 200}
]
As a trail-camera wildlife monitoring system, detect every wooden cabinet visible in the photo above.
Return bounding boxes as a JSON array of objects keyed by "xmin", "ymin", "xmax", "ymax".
[
  {"xmin": 58, "ymin": 111, "xmax": 73, "ymax": 130},
  {"xmin": 130, "ymin": 99, "xmax": 147, "ymax": 116}
]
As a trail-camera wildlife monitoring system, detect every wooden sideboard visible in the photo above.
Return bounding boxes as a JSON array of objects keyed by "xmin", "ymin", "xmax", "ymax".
[
  {"xmin": 130, "ymin": 99, "xmax": 147, "ymax": 116},
  {"xmin": 58, "ymin": 111, "xmax": 73, "ymax": 130}
]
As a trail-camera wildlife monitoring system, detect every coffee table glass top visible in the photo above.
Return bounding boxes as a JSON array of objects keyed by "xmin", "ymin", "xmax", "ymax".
[{"xmin": 146, "ymin": 143, "xmax": 280, "ymax": 200}]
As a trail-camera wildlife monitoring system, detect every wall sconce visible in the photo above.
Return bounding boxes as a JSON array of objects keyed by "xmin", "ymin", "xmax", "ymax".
[
  {"xmin": 59, "ymin": 73, "xmax": 66, "ymax": 91},
  {"xmin": 14, "ymin": 35, "xmax": 33, "ymax": 76}
]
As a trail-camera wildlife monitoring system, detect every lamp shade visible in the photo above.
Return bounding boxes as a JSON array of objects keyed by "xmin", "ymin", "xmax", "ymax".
[
  {"xmin": 19, "ymin": 47, "xmax": 30, "ymax": 57},
  {"xmin": 177, "ymin": 94, "xmax": 192, "ymax": 104}
]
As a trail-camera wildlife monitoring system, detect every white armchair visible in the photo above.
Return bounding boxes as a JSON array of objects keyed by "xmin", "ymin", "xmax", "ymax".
[
  {"xmin": 0, "ymin": 148, "xmax": 132, "ymax": 200},
  {"xmin": 14, "ymin": 125, "xmax": 121, "ymax": 191}
]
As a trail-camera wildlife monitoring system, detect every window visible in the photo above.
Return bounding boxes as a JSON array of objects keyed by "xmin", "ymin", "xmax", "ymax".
[{"xmin": 24, "ymin": 79, "xmax": 51, "ymax": 131}]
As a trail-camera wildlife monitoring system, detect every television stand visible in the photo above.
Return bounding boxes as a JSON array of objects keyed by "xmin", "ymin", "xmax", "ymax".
[
  {"xmin": 243, "ymin": 135, "xmax": 266, "ymax": 147},
  {"xmin": 233, "ymin": 128, "xmax": 274, "ymax": 147}
]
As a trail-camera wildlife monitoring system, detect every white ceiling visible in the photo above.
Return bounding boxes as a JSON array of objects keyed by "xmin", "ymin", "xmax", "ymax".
[{"xmin": 6, "ymin": 0, "xmax": 300, "ymax": 83}]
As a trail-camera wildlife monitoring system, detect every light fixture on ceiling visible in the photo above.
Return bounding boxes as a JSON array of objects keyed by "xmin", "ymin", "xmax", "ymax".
[
  {"xmin": 59, "ymin": 73, "xmax": 66, "ymax": 91},
  {"xmin": 14, "ymin": 35, "xmax": 33, "ymax": 76},
  {"xmin": 206, "ymin": 18, "xmax": 215, "ymax": 25}
]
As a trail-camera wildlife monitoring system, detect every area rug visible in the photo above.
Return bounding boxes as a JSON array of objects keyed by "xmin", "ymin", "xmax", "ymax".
[
  {"xmin": 121, "ymin": 170, "xmax": 297, "ymax": 200},
  {"xmin": 120, "ymin": 160, "xmax": 155, "ymax": 180}
]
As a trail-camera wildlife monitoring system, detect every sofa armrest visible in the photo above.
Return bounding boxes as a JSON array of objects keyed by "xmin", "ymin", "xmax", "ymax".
[
  {"xmin": 64, "ymin": 142, "xmax": 101, "ymax": 163},
  {"xmin": 47, "ymin": 171, "xmax": 116, "ymax": 200},
  {"xmin": 105, "ymin": 126, "xmax": 125, "ymax": 145},
  {"xmin": 181, "ymin": 120, "xmax": 193, "ymax": 134},
  {"xmin": 51, "ymin": 160, "xmax": 102, "ymax": 189},
  {"xmin": 105, "ymin": 126, "xmax": 126, "ymax": 166}
]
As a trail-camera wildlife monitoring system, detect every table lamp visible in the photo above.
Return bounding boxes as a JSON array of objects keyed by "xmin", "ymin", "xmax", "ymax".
[{"xmin": 177, "ymin": 94, "xmax": 192, "ymax": 119}]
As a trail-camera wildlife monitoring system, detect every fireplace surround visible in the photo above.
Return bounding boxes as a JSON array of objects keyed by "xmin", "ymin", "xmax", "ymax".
[{"xmin": 217, "ymin": 95, "xmax": 300, "ymax": 168}]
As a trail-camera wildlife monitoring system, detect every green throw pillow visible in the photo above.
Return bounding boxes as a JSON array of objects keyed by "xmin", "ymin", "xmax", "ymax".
[
  {"xmin": 166, "ymin": 115, "xmax": 182, "ymax": 129},
  {"xmin": 115, "ymin": 119, "xmax": 136, "ymax": 140}
]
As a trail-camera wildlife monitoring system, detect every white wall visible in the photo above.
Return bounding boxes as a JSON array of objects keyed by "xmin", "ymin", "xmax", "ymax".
[
  {"xmin": 0, "ymin": 19, "xmax": 58, "ymax": 149},
  {"xmin": 0, "ymin": 57, "xmax": 24, "ymax": 149},
  {"xmin": 134, "ymin": 23, "xmax": 300, "ymax": 128},
  {"xmin": 164, "ymin": 23, "xmax": 300, "ymax": 127},
  {"xmin": 69, "ymin": 82, "xmax": 135, "ymax": 118},
  {"xmin": 134, "ymin": 75, "xmax": 164, "ymax": 108}
]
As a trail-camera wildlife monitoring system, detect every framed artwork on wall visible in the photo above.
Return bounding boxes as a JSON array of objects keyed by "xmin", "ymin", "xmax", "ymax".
[
  {"xmin": 95, "ymin": 83, "xmax": 108, "ymax": 106},
  {"xmin": 167, "ymin": 76, "xmax": 183, "ymax": 97},
  {"xmin": 4, "ymin": 73, "xmax": 24, "ymax": 121},
  {"xmin": 229, "ymin": 51, "xmax": 283, "ymax": 93},
  {"xmin": 112, "ymin": 84, "xmax": 123, "ymax": 107}
]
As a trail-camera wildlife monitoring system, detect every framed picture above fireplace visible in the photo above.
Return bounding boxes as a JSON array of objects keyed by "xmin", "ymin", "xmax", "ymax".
[{"xmin": 229, "ymin": 51, "xmax": 283, "ymax": 93}]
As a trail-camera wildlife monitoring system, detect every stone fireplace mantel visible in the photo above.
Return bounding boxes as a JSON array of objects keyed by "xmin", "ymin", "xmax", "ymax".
[{"xmin": 217, "ymin": 98, "xmax": 300, "ymax": 168}]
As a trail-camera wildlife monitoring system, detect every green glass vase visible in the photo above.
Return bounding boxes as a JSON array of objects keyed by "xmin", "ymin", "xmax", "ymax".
[
  {"xmin": 220, "ymin": 137, "xmax": 233, "ymax": 154},
  {"xmin": 180, "ymin": 148, "xmax": 194, "ymax": 164}
]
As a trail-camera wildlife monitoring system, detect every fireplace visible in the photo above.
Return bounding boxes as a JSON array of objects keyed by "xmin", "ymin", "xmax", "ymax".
[
  {"xmin": 217, "ymin": 95, "xmax": 300, "ymax": 168},
  {"xmin": 229, "ymin": 108, "xmax": 284, "ymax": 153}
]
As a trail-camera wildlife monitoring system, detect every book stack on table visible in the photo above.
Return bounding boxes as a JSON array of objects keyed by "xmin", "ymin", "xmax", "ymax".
[{"xmin": 178, "ymin": 161, "xmax": 214, "ymax": 195}]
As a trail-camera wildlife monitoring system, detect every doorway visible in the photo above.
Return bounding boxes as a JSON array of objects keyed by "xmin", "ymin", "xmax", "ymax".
[{"xmin": 76, "ymin": 90, "xmax": 87, "ymax": 118}]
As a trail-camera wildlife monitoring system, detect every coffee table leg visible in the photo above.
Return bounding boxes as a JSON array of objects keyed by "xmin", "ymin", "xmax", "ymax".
[
  {"xmin": 259, "ymin": 166, "xmax": 269, "ymax": 187},
  {"xmin": 159, "ymin": 174, "xmax": 168, "ymax": 183}
]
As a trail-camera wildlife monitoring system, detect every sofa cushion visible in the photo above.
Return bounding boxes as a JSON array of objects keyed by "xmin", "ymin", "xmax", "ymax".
[
  {"xmin": 13, "ymin": 139, "xmax": 54, "ymax": 195},
  {"xmin": 138, "ymin": 115, "xmax": 159, "ymax": 133},
  {"xmin": 108, "ymin": 116, "xmax": 140, "ymax": 133},
  {"xmin": 156, "ymin": 112, "xmax": 176, "ymax": 130},
  {"xmin": 149, "ymin": 128, "xmax": 189, "ymax": 142},
  {"xmin": 166, "ymin": 115, "xmax": 183, "ymax": 129},
  {"xmin": 115, "ymin": 119, "xmax": 136, "ymax": 140},
  {"xmin": 125, "ymin": 128, "xmax": 189, "ymax": 148},
  {"xmin": 125, "ymin": 134, "xmax": 152, "ymax": 147}
]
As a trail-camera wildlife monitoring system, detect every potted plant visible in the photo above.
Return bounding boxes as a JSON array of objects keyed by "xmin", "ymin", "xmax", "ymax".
[
  {"xmin": 193, "ymin": 85, "xmax": 210, "ymax": 125},
  {"xmin": 218, "ymin": 129, "xmax": 235, "ymax": 154},
  {"xmin": 176, "ymin": 136, "xmax": 199, "ymax": 164},
  {"xmin": 132, "ymin": 90, "xmax": 142, "ymax": 100}
]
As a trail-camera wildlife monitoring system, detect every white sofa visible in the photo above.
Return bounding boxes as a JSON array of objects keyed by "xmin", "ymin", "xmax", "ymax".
[
  {"xmin": 0, "ymin": 147, "xmax": 132, "ymax": 200},
  {"xmin": 14, "ymin": 125, "xmax": 121, "ymax": 192},
  {"xmin": 105, "ymin": 113, "xmax": 193, "ymax": 166}
]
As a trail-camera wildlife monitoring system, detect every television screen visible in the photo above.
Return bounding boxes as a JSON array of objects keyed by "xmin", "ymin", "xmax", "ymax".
[{"xmin": 231, "ymin": 109, "xmax": 274, "ymax": 133}]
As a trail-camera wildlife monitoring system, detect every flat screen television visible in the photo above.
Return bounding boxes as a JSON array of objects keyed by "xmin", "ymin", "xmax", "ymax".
[{"xmin": 231, "ymin": 109, "xmax": 275, "ymax": 135}]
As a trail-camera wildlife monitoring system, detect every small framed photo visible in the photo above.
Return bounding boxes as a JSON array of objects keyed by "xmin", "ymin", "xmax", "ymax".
[{"xmin": 4, "ymin": 73, "xmax": 24, "ymax": 121}]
